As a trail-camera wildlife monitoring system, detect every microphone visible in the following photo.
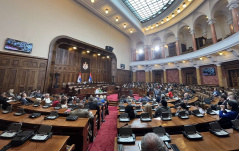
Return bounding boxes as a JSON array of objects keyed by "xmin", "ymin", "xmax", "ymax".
[{"xmin": 119, "ymin": 123, "xmax": 128, "ymax": 129}]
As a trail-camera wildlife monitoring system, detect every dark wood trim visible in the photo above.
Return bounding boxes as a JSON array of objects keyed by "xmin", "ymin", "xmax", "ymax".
[{"xmin": 0, "ymin": 51, "xmax": 48, "ymax": 60}]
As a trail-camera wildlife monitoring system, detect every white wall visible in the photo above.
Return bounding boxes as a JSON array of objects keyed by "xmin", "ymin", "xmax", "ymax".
[{"xmin": 0, "ymin": 0, "xmax": 131, "ymax": 70}]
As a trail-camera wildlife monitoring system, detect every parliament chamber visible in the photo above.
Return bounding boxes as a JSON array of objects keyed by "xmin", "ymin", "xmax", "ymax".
[{"xmin": 1, "ymin": 0, "xmax": 239, "ymax": 151}]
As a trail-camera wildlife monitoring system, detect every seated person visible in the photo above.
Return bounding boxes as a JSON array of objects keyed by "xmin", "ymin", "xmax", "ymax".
[
  {"xmin": 218, "ymin": 95, "xmax": 228, "ymax": 106},
  {"xmin": 125, "ymin": 101, "xmax": 136, "ymax": 119},
  {"xmin": 155, "ymin": 94, "xmax": 161, "ymax": 103},
  {"xmin": 175, "ymin": 103, "xmax": 189, "ymax": 116},
  {"xmin": 0, "ymin": 92, "xmax": 11, "ymax": 109},
  {"xmin": 61, "ymin": 98, "xmax": 68, "ymax": 108},
  {"xmin": 52, "ymin": 96, "xmax": 61, "ymax": 107},
  {"xmin": 34, "ymin": 90, "xmax": 43, "ymax": 98},
  {"xmin": 85, "ymin": 97, "xmax": 99, "ymax": 110},
  {"xmin": 141, "ymin": 94, "xmax": 149, "ymax": 102},
  {"xmin": 95, "ymin": 88, "xmax": 99, "ymax": 94},
  {"xmin": 43, "ymin": 93, "xmax": 52, "ymax": 104},
  {"xmin": 155, "ymin": 100, "xmax": 171, "ymax": 117},
  {"xmin": 194, "ymin": 101, "xmax": 205, "ymax": 114},
  {"xmin": 144, "ymin": 103, "xmax": 153, "ymax": 118},
  {"xmin": 219, "ymin": 101, "xmax": 239, "ymax": 128},
  {"xmin": 168, "ymin": 89, "xmax": 173, "ymax": 99},
  {"xmin": 119, "ymin": 95, "xmax": 127, "ymax": 103},
  {"xmin": 213, "ymin": 88, "xmax": 220, "ymax": 97},
  {"xmin": 20, "ymin": 93, "xmax": 29, "ymax": 105},
  {"xmin": 7, "ymin": 89, "xmax": 15, "ymax": 98},
  {"xmin": 182, "ymin": 93, "xmax": 190, "ymax": 102},
  {"xmin": 141, "ymin": 133, "xmax": 168, "ymax": 151},
  {"xmin": 99, "ymin": 95, "xmax": 105, "ymax": 104},
  {"xmin": 70, "ymin": 103, "xmax": 94, "ymax": 120}
]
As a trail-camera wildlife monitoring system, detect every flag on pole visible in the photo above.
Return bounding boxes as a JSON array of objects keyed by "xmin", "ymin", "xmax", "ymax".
[
  {"xmin": 89, "ymin": 73, "xmax": 92, "ymax": 83},
  {"xmin": 77, "ymin": 72, "xmax": 81, "ymax": 83}
]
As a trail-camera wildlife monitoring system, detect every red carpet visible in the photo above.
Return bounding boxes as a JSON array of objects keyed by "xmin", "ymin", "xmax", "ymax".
[
  {"xmin": 107, "ymin": 94, "xmax": 142, "ymax": 102},
  {"xmin": 89, "ymin": 106, "xmax": 118, "ymax": 151}
]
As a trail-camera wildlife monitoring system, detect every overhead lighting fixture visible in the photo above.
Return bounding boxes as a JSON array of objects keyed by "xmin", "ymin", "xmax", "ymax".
[
  {"xmin": 166, "ymin": 17, "xmax": 169, "ymax": 21},
  {"xmin": 183, "ymin": 3, "xmax": 186, "ymax": 8},
  {"xmin": 188, "ymin": 0, "xmax": 192, "ymax": 1},
  {"xmin": 87, "ymin": 50, "xmax": 90, "ymax": 53},
  {"xmin": 200, "ymin": 57, "xmax": 203, "ymax": 60},
  {"xmin": 151, "ymin": 26, "xmax": 154, "ymax": 29},
  {"xmin": 183, "ymin": 61, "xmax": 186, "ymax": 63},
  {"xmin": 130, "ymin": 29, "xmax": 133, "ymax": 33},
  {"xmin": 91, "ymin": 0, "xmax": 94, "ymax": 3},
  {"xmin": 124, "ymin": 24, "xmax": 126, "ymax": 28},
  {"xmin": 172, "ymin": 13, "xmax": 175, "ymax": 17},
  {"xmin": 161, "ymin": 20, "xmax": 164, "ymax": 24},
  {"xmin": 168, "ymin": 63, "xmax": 171, "ymax": 65},
  {"xmin": 177, "ymin": 8, "xmax": 181, "ymax": 13},
  {"xmin": 73, "ymin": 47, "xmax": 77, "ymax": 50},
  {"xmin": 98, "ymin": 53, "xmax": 101, "ymax": 56},
  {"xmin": 155, "ymin": 46, "xmax": 159, "ymax": 51},
  {"xmin": 156, "ymin": 23, "xmax": 159, "ymax": 27},
  {"xmin": 219, "ymin": 52, "xmax": 223, "ymax": 55},
  {"xmin": 139, "ymin": 49, "xmax": 143, "ymax": 54},
  {"xmin": 116, "ymin": 17, "xmax": 118, "ymax": 22},
  {"xmin": 105, "ymin": 9, "xmax": 108, "ymax": 14},
  {"xmin": 146, "ymin": 27, "xmax": 148, "ymax": 31},
  {"xmin": 155, "ymin": 65, "xmax": 158, "ymax": 66},
  {"xmin": 107, "ymin": 56, "xmax": 110, "ymax": 58},
  {"xmin": 206, "ymin": 16, "xmax": 208, "ymax": 19},
  {"xmin": 187, "ymin": 26, "xmax": 190, "ymax": 29}
]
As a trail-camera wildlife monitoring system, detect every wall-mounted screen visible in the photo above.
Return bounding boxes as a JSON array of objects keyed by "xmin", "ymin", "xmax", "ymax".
[
  {"xmin": 4, "ymin": 38, "xmax": 33, "ymax": 53},
  {"xmin": 202, "ymin": 67, "xmax": 216, "ymax": 76}
]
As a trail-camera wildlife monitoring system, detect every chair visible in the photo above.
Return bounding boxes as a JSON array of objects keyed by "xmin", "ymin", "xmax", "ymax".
[
  {"xmin": 119, "ymin": 113, "xmax": 130, "ymax": 122},
  {"xmin": 67, "ymin": 144, "xmax": 75, "ymax": 151}
]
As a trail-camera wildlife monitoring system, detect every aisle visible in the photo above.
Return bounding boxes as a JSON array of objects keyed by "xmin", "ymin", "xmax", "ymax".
[
  {"xmin": 89, "ymin": 106, "xmax": 118, "ymax": 151},
  {"xmin": 107, "ymin": 93, "xmax": 142, "ymax": 101}
]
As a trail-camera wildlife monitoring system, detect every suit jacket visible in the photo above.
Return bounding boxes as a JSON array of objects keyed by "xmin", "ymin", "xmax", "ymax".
[
  {"xmin": 0, "ymin": 96, "xmax": 10, "ymax": 110},
  {"xmin": 20, "ymin": 98, "xmax": 28, "ymax": 105},
  {"xmin": 86, "ymin": 101, "xmax": 99, "ymax": 110}
]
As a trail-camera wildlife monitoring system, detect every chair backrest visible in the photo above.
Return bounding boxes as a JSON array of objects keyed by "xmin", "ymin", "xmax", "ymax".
[
  {"xmin": 8, "ymin": 123, "xmax": 22, "ymax": 131},
  {"xmin": 162, "ymin": 112, "xmax": 170, "ymax": 118},
  {"xmin": 141, "ymin": 112, "xmax": 150, "ymax": 118},
  {"xmin": 142, "ymin": 101, "xmax": 146, "ymax": 105},
  {"xmin": 192, "ymin": 109, "xmax": 200, "ymax": 115},
  {"xmin": 84, "ymin": 105, "xmax": 89, "ymax": 109},
  {"xmin": 50, "ymin": 111, "xmax": 58, "ymax": 116},
  {"xmin": 119, "ymin": 127, "xmax": 132, "ymax": 136},
  {"xmin": 6, "ymin": 105, "xmax": 12, "ymax": 111},
  {"xmin": 135, "ymin": 106, "xmax": 141, "ymax": 110},
  {"xmin": 17, "ymin": 108, "xmax": 24, "ymax": 113},
  {"xmin": 153, "ymin": 127, "xmax": 166, "ymax": 134},
  {"xmin": 44, "ymin": 103, "xmax": 51, "ymax": 107},
  {"xmin": 184, "ymin": 125, "xmax": 197, "ymax": 134},
  {"xmin": 38, "ymin": 125, "xmax": 52, "ymax": 134},
  {"xmin": 179, "ymin": 111, "xmax": 187, "ymax": 116},
  {"xmin": 151, "ymin": 105, "xmax": 155, "ymax": 109},
  {"xmin": 231, "ymin": 119, "xmax": 239, "ymax": 128}
]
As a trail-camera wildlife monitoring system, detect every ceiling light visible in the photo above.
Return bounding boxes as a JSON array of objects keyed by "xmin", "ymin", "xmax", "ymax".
[
  {"xmin": 151, "ymin": 26, "xmax": 153, "ymax": 29},
  {"xmin": 200, "ymin": 57, "xmax": 203, "ymax": 60},
  {"xmin": 168, "ymin": 63, "xmax": 171, "ymax": 65},
  {"xmin": 102, "ymin": 57, "xmax": 105, "ymax": 59},
  {"xmin": 105, "ymin": 9, "xmax": 108, "ymax": 14},
  {"xmin": 98, "ymin": 53, "xmax": 101, "ymax": 56},
  {"xmin": 146, "ymin": 27, "xmax": 148, "ymax": 31},
  {"xmin": 155, "ymin": 65, "xmax": 158, "ymax": 66},
  {"xmin": 187, "ymin": 26, "xmax": 190, "ymax": 29},
  {"xmin": 124, "ymin": 24, "xmax": 126, "ymax": 28},
  {"xmin": 172, "ymin": 13, "xmax": 175, "ymax": 17},
  {"xmin": 219, "ymin": 52, "xmax": 223, "ymax": 55},
  {"xmin": 139, "ymin": 49, "xmax": 143, "ymax": 54},
  {"xmin": 206, "ymin": 16, "xmax": 208, "ymax": 19},
  {"xmin": 73, "ymin": 47, "xmax": 77, "ymax": 50},
  {"xmin": 156, "ymin": 23, "xmax": 159, "ymax": 27},
  {"xmin": 138, "ymin": 65, "xmax": 141, "ymax": 67},
  {"xmin": 155, "ymin": 46, "xmax": 159, "ymax": 51},
  {"xmin": 87, "ymin": 50, "xmax": 90, "ymax": 53},
  {"xmin": 91, "ymin": 0, "xmax": 94, "ymax": 3},
  {"xmin": 130, "ymin": 29, "xmax": 133, "ymax": 33},
  {"xmin": 107, "ymin": 56, "xmax": 110, "ymax": 58},
  {"xmin": 188, "ymin": 0, "xmax": 192, "ymax": 1},
  {"xmin": 116, "ymin": 17, "xmax": 118, "ymax": 22},
  {"xmin": 177, "ymin": 8, "xmax": 181, "ymax": 13},
  {"xmin": 183, "ymin": 3, "xmax": 186, "ymax": 8},
  {"xmin": 166, "ymin": 17, "xmax": 169, "ymax": 21},
  {"xmin": 161, "ymin": 20, "xmax": 164, "ymax": 24},
  {"xmin": 183, "ymin": 61, "xmax": 185, "ymax": 63}
]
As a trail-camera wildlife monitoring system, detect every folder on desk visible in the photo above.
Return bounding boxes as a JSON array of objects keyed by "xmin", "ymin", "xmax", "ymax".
[
  {"xmin": 153, "ymin": 127, "xmax": 171, "ymax": 142},
  {"xmin": 33, "ymin": 102, "xmax": 40, "ymax": 107},
  {"xmin": 117, "ymin": 127, "xmax": 135, "ymax": 144},
  {"xmin": 119, "ymin": 113, "xmax": 130, "ymax": 122},
  {"xmin": 0, "ymin": 123, "xmax": 22, "ymax": 138},
  {"xmin": 45, "ymin": 111, "xmax": 59, "ymax": 120},
  {"xmin": 42, "ymin": 103, "xmax": 51, "ymax": 108},
  {"xmin": 140, "ymin": 113, "xmax": 152, "ymax": 122},
  {"xmin": 209, "ymin": 122, "xmax": 229, "ymax": 137},
  {"xmin": 66, "ymin": 115, "xmax": 78, "ymax": 121},
  {"xmin": 29, "ymin": 113, "xmax": 41, "ymax": 118},
  {"xmin": 54, "ymin": 104, "xmax": 61, "ymax": 110},
  {"xmin": 182, "ymin": 125, "xmax": 203, "ymax": 140},
  {"xmin": 178, "ymin": 111, "xmax": 189, "ymax": 119}
]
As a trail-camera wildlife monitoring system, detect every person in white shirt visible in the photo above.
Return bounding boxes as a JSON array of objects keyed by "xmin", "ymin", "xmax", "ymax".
[
  {"xmin": 95, "ymin": 88, "xmax": 99, "ymax": 94},
  {"xmin": 43, "ymin": 93, "xmax": 51, "ymax": 104},
  {"xmin": 195, "ymin": 101, "xmax": 205, "ymax": 114}
]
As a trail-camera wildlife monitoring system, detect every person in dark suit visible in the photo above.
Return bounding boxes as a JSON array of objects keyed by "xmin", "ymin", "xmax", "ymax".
[
  {"xmin": 125, "ymin": 102, "xmax": 136, "ymax": 119},
  {"xmin": 155, "ymin": 100, "xmax": 171, "ymax": 117},
  {"xmin": 0, "ymin": 92, "xmax": 11, "ymax": 110},
  {"xmin": 20, "ymin": 93, "xmax": 29, "ymax": 105},
  {"xmin": 85, "ymin": 97, "xmax": 99, "ymax": 110}
]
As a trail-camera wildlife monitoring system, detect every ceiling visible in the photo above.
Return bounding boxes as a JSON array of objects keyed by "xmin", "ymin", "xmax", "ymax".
[{"xmin": 75, "ymin": 0, "xmax": 200, "ymax": 36}]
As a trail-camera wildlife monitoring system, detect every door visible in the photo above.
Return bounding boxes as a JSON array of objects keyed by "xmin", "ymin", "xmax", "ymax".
[
  {"xmin": 229, "ymin": 69, "xmax": 239, "ymax": 87},
  {"xmin": 154, "ymin": 74, "xmax": 161, "ymax": 83},
  {"xmin": 186, "ymin": 73, "xmax": 193, "ymax": 85}
]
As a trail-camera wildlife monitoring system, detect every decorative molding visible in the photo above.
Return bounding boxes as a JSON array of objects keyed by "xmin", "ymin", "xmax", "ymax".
[
  {"xmin": 207, "ymin": 18, "xmax": 216, "ymax": 25},
  {"xmin": 227, "ymin": 49, "xmax": 239, "ymax": 57},
  {"xmin": 190, "ymin": 30, "xmax": 196, "ymax": 34},
  {"xmin": 227, "ymin": 1, "xmax": 239, "ymax": 10}
]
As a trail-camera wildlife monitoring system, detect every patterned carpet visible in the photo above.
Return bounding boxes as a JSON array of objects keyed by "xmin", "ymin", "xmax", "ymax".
[{"xmin": 89, "ymin": 106, "xmax": 118, "ymax": 151}]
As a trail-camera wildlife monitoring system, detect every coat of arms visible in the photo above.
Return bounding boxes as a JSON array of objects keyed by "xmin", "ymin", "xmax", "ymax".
[{"xmin": 83, "ymin": 62, "xmax": 88, "ymax": 70}]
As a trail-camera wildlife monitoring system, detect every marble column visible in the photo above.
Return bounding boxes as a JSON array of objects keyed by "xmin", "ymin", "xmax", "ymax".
[
  {"xmin": 162, "ymin": 42, "xmax": 166, "ymax": 58},
  {"xmin": 195, "ymin": 66, "xmax": 202, "ymax": 85},
  {"xmin": 150, "ymin": 70, "xmax": 153, "ymax": 83},
  {"xmin": 228, "ymin": 2, "xmax": 239, "ymax": 32},
  {"xmin": 133, "ymin": 49, "xmax": 136, "ymax": 61},
  {"xmin": 132, "ymin": 71, "xmax": 137, "ymax": 82},
  {"xmin": 163, "ymin": 69, "xmax": 167, "ymax": 83},
  {"xmin": 178, "ymin": 68, "xmax": 183, "ymax": 84},
  {"xmin": 144, "ymin": 47, "xmax": 148, "ymax": 61},
  {"xmin": 208, "ymin": 19, "xmax": 217, "ymax": 44},
  {"xmin": 175, "ymin": 37, "xmax": 180, "ymax": 56},
  {"xmin": 227, "ymin": 19, "xmax": 234, "ymax": 34},
  {"xmin": 145, "ymin": 70, "xmax": 150, "ymax": 83},
  {"xmin": 190, "ymin": 30, "xmax": 197, "ymax": 51},
  {"xmin": 216, "ymin": 64, "xmax": 223, "ymax": 87}
]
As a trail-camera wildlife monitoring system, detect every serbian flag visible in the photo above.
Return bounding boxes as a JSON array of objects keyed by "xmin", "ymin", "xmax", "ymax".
[
  {"xmin": 77, "ymin": 72, "xmax": 81, "ymax": 83},
  {"xmin": 89, "ymin": 73, "xmax": 92, "ymax": 83}
]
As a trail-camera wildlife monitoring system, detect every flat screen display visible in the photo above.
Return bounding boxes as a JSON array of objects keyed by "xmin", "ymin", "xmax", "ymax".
[
  {"xmin": 202, "ymin": 67, "xmax": 216, "ymax": 76},
  {"xmin": 4, "ymin": 38, "xmax": 33, "ymax": 53}
]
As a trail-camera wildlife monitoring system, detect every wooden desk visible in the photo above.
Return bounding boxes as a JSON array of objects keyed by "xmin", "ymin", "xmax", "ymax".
[
  {"xmin": 0, "ymin": 131, "xmax": 69, "ymax": 151},
  {"xmin": 8, "ymin": 101, "xmax": 22, "ymax": 111},
  {"xmin": 0, "ymin": 112, "xmax": 89, "ymax": 151},
  {"xmin": 114, "ymin": 129, "xmax": 239, "ymax": 151}
]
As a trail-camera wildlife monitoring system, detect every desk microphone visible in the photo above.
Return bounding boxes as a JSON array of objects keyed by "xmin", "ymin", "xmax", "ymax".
[{"xmin": 119, "ymin": 123, "xmax": 128, "ymax": 129}]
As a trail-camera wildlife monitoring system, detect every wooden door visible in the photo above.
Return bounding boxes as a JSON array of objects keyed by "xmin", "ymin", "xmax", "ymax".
[
  {"xmin": 229, "ymin": 70, "xmax": 239, "ymax": 87},
  {"xmin": 155, "ymin": 74, "xmax": 161, "ymax": 83},
  {"xmin": 186, "ymin": 73, "xmax": 193, "ymax": 85}
]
